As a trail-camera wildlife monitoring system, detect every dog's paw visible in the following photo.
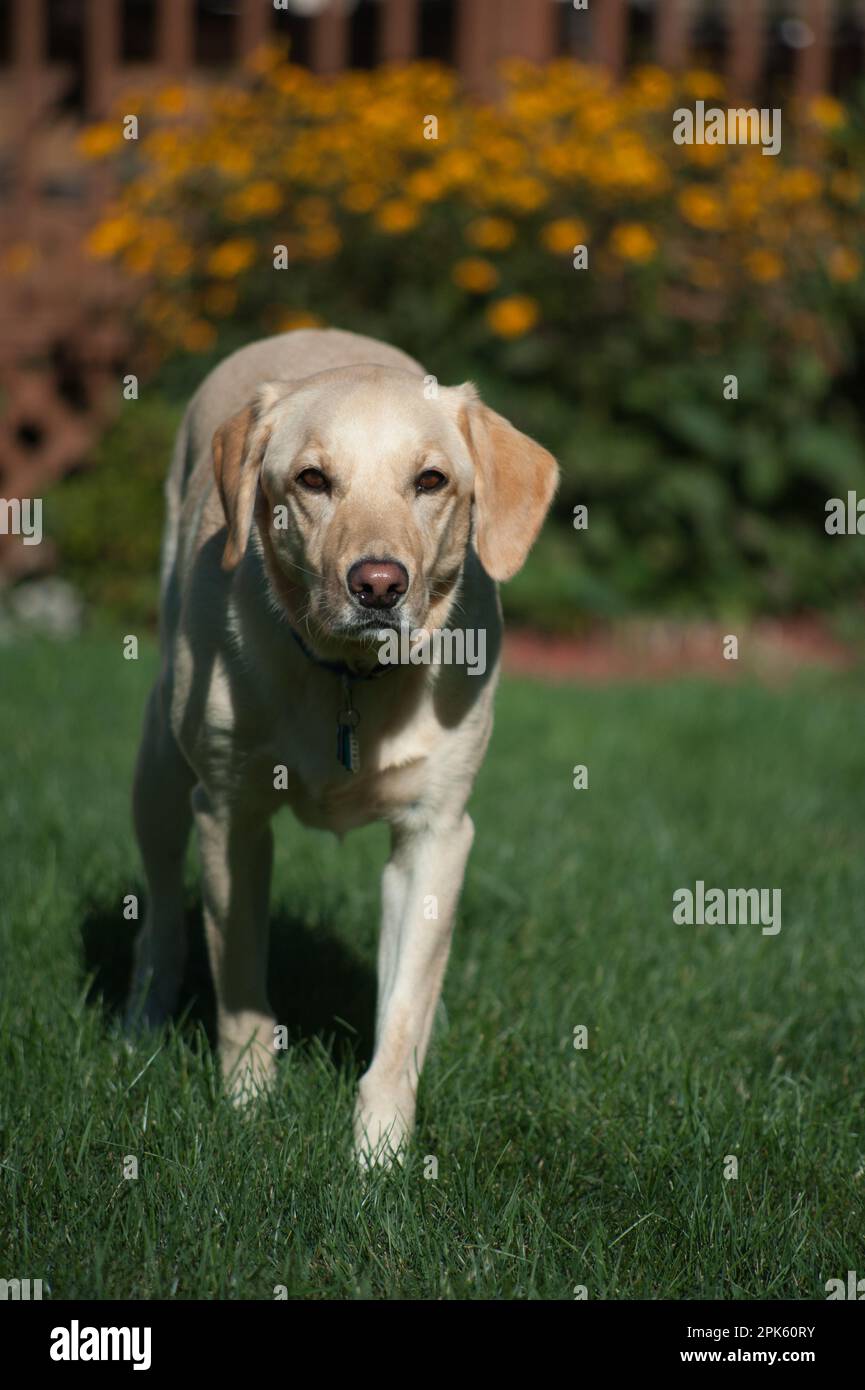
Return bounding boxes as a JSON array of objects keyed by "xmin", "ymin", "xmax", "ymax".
[
  {"xmin": 123, "ymin": 977, "xmax": 178, "ymax": 1036},
  {"xmin": 353, "ymin": 1080, "xmax": 415, "ymax": 1170},
  {"xmin": 220, "ymin": 1012, "xmax": 279, "ymax": 1106}
]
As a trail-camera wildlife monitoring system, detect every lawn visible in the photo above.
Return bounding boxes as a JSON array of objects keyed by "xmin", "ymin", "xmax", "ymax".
[{"xmin": 1, "ymin": 634, "xmax": 863, "ymax": 1300}]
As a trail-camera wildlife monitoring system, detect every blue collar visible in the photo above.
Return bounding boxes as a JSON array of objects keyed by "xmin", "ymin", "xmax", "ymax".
[{"xmin": 289, "ymin": 625, "xmax": 393, "ymax": 684}]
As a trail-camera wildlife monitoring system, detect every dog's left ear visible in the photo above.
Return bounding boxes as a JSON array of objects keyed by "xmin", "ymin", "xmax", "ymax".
[
  {"xmin": 445, "ymin": 383, "xmax": 559, "ymax": 581},
  {"xmin": 212, "ymin": 381, "xmax": 291, "ymax": 571}
]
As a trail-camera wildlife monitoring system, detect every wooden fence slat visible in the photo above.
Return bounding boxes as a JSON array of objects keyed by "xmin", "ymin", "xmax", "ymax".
[
  {"xmin": 655, "ymin": 0, "xmax": 691, "ymax": 72},
  {"xmin": 158, "ymin": 0, "xmax": 195, "ymax": 76},
  {"xmin": 11, "ymin": 0, "xmax": 46, "ymax": 216},
  {"xmin": 311, "ymin": 0, "xmax": 350, "ymax": 76},
  {"xmin": 726, "ymin": 0, "xmax": 766, "ymax": 99},
  {"xmin": 238, "ymin": 0, "xmax": 272, "ymax": 60},
  {"xmin": 795, "ymin": 0, "xmax": 834, "ymax": 101},
  {"xmin": 85, "ymin": 0, "xmax": 121, "ymax": 118},
  {"xmin": 594, "ymin": 0, "xmax": 627, "ymax": 80},
  {"xmin": 456, "ymin": 0, "xmax": 498, "ymax": 96},
  {"xmin": 381, "ymin": 0, "xmax": 420, "ymax": 65},
  {"xmin": 12, "ymin": 0, "xmax": 44, "ymax": 70},
  {"xmin": 502, "ymin": 0, "xmax": 557, "ymax": 65},
  {"xmin": 13, "ymin": 0, "xmax": 45, "ymax": 123},
  {"xmin": 498, "ymin": 0, "xmax": 524, "ymax": 62}
]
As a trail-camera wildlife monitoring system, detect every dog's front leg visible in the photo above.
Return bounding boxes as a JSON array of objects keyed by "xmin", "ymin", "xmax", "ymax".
[
  {"xmin": 355, "ymin": 811, "xmax": 474, "ymax": 1167},
  {"xmin": 192, "ymin": 785, "xmax": 277, "ymax": 1103}
]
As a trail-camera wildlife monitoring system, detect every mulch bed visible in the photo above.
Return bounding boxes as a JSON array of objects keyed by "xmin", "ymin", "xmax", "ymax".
[{"xmin": 503, "ymin": 617, "xmax": 857, "ymax": 684}]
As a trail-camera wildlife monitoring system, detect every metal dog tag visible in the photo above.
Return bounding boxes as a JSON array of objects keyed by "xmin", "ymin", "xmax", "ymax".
[{"xmin": 337, "ymin": 679, "xmax": 360, "ymax": 774}]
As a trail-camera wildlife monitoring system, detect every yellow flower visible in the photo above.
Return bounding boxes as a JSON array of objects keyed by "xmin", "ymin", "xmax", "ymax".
[
  {"xmin": 225, "ymin": 180, "xmax": 283, "ymax": 221},
  {"xmin": 143, "ymin": 128, "xmax": 194, "ymax": 174},
  {"xmin": 214, "ymin": 146, "xmax": 253, "ymax": 179},
  {"xmin": 123, "ymin": 243, "xmax": 156, "ymax": 275},
  {"xmin": 603, "ymin": 133, "xmax": 668, "ymax": 192},
  {"xmin": 581, "ymin": 98, "xmax": 618, "ymax": 136},
  {"xmin": 830, "ymin": 171, "xmax": 861, "ymax": 204},
  {"xmin": 270, "ymin": 63, "xmax": 310, "ymax": 98},
  {"xmin": 207, "ymin": 237, "xmax": 257, "ymax": 278},
  {"xmin": 341, "ymin": 183, "xmax": 380, "ymax": 214},
  {"xmin": 682, "ymin": 69, "xmax": 725, "ymax": 99},
  {"xmin": 203, "ymin": 285, "xmax": 238, "ymax": 317},
  {"xmin": 244, "ymin": 42, "xmax": 283, "ymax": 76},
  {"xmin": 678, "ymin": 186, "xmax": 724, "ymax": 230},
  {"xmin": 375, "ymin": 199, "xmax": 420, "ymax": 234},
  {"xmin": 745, "ymin": 249, "xmax": 783, "ymax": 283},
  {"xmin": 779, "ymin": 168, "xmax": 821, "ymax": 204},
  {"xmin": 540, "ymin": 218, "xmax": 588, "ymax": 255},
  {"xmin": 85, "ymin": 213, "xmax": 137, "ymax": 259},
  {"xmin": 496, "ymin": 176, "xmax": 548, "ymax": 213},
  {"xmin": 436, "ymin": 150, "xmax": 480, "ymax": 186},
  {"xmin": 303, "ymin": 225, "xmax": 341, "ymax": 259},
  {"xmin": 406, "ymin": 168, "xmax": 445, "ymax": 203},
  {"xmin": 538, "ymin": 142, "xmax": 584, "ymax": 180},
  {"xmin": 436, "ymin": 151, "xmax": 483, "ymax": 193},
  {"xmin": 809, "ymin": 95, "xmax": 846, "ymax": 131},
  {"xmin": 452, "ymin": 258, "xmax": 499, "ymax": 293},
  {"xmin": 465, "ymin": 217, "xmax": 516, "ymax": 251},
  {"xmin": 274, "ymin": 309, "xmax": 325, "ymax": 331},
  {"xmin": 486, "ymin": 295, "xmax": 540, "ymax": 338},
  {"xmin": 728, "ymin": 179, "xmax": 761, "ymax": 225},
  {"xmin": 828, "ymin": 247, "xmax": 862, "ymax": 283},
  {"xmin": 610, "ymin": 222, "xmax": 658, "ymax": 264},
  {"xmin": 211, "ymin": 88, "xmax": 254, "ymax": 120},
  {"xmin": 181, "ymin": 320, "xmax": 217, "ymax": 353},
  {"xmin": 78, "ymin": 122, "xmax": 123, "ymax": 160},
  {"xmin": 683, "ymin": 141, "xmax": 723, "ymax": 167},
  {"xmin": 485, "ymin": 135, "xmax": 525, "ymax": 170},
  {"xmin": 154, "ymin": 85, "xmax": 188, "ymax": 117},
  {"xmin": 628, "ymin": 66, "xmax": 674, "ymax": 111}
]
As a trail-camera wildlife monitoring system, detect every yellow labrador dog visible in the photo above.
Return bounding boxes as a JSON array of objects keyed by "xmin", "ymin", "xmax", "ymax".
[{"xmin": 128, "ymin": 328, "xmax": 558, "ymax": 1165}]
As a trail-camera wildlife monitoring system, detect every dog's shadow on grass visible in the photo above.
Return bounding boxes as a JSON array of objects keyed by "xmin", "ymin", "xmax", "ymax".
[{"xmin": 81, "ymin": 899, "xmax": 376, "ymax": 1070}]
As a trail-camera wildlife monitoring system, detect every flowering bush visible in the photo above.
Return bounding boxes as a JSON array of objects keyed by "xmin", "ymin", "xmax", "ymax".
[{"xmin": 78, "ymin": 51, "xmax": 865, "ymax": 621}]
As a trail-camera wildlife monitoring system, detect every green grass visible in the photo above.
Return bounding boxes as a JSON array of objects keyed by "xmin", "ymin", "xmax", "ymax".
[{"xmin": 1, "ymin": 634, "xmax": 864, "ymax": 1300}]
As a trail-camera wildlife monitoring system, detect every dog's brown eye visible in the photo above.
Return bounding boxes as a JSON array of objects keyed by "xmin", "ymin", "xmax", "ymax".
[
  {"xmin": 416, "ymin": 469, "xmax": 447, "ymax": 493},
  {"xmin": 298, "ymin": 468, "xmax": 328, "ymax": 491}
]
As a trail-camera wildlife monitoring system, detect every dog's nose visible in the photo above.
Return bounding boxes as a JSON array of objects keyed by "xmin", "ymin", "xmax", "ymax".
[{"xmin": 347, "ymin": 559, "xmax": 409, "ymax": 610}]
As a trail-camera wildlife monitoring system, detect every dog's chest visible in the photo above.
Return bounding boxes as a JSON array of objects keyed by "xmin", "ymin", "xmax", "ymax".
[{"xmin": 259, "ymin": 693, "xmax": 442, "ymax": 833}]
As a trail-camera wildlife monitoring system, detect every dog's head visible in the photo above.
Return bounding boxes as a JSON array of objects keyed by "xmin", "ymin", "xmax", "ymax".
[{"xmin": 213, "ymin": 364, "xmax": 558, "ymax": 653}]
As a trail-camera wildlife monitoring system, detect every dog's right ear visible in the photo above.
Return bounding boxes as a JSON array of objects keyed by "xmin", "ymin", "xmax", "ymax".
[{"xmin": 212, "ymin": 381, "xmax": 290, "ymax": 571}]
